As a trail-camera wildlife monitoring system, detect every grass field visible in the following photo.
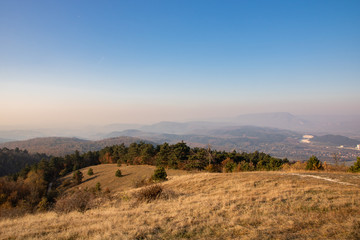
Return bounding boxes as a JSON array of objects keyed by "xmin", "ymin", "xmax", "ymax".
[
  {"xmin": 62, "ymin": 164, "xmax": 189, "ymax": 193},
  {"xmin": 1, "ymin": 165, "xmax": 359, "ymax": 239}
]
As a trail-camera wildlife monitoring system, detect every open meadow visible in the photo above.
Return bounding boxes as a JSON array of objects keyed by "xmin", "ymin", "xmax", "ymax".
[{"xmin": 0, "ymin": 165, "xmax": 359, "ymax": 240}]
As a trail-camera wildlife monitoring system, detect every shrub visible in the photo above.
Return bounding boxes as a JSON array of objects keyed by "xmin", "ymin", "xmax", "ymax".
[
  {"xmin": 87, "ymin": 168, "xmax": 94, "ymax": 176},
  {"xmin": 349, "ymin": 157, "xmax": 360, "ymax": 173},
  {"xmin": 55, "ymin": 190, "xmax": 95, "ymax": 213},
  {"xmin": 104, "ymin": 187, "xmax": 111, "ymax": 194},
  {"xmin": 222, "ymin": 158, "xmax": 236, "ymax": 173},
  {"xmin": 236, "ymin": 161, "xmax": 255, "ymax": 172},
  {"xmin": 152, "ymin": 166, "xmax": 167, "ymax": 181},
  {"xmin": 306, "ymin": 156, "xmax": 323, "ymax": 170},
  {"xmin": 205, "ymin": 164, "xmax": 221, "ymax": 172},
  {"xmin": 135, "ymin": 185, "xmax": 163, "ymax": 203},
  {"xmin": 37, "ymin": 197, "xmax": 49, "ymax": 211},
  {"xmin": 95, "ymin": 182, "xmax": 101, "ymax": 192},
  {"xmin": 73, "ymin": 170, "xmax": 83, "ymax": 184},
  {"xmin": 133, "ymin": 177, "xmax": 151, "ymax": 188},
  {"xmin": 115, "ymin": 169, "xmax": 122, "ymax": 177},
  {"xmin": 282, "ymin": 161, "xmax": 305, "ymax": 171}
]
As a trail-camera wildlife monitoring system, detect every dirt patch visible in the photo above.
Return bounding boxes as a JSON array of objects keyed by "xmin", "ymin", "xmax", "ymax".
[{"xmin": 281, "ymin": 172, "xmax": 359, "ymax": 187}]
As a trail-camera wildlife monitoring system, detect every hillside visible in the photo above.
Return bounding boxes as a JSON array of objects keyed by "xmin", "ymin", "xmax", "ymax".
[
  {"xmin": 312, "ymin": 134, "xmax": 359, "ymax": 147},
  {"xmin": 0, "ymin": 166, "xmax": 359, "ymax": 239},
  {"xmin": 0, "ymin": 148, "xmax": 49, "ymax": 177},
  {"xmin": 62, "ymin": 164, "xmax": 188, "ymax": 193},
  {"xmin": 0, "ymin": 136, "xmax": 153, "ymax": 156}
]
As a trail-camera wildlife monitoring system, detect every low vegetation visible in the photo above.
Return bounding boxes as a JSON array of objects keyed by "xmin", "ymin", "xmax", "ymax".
[
  {"xmin": 134, "ymin": 184, "xmax": 163, "ymax": 203},
  {"xmin": 115, "ymin": 169, "xmax": 122, "ymax": 177},
  {"xmin": 306, "ymin": 155, "xmax": 323, "ymax": 170},
  {"xmin": 54, "ymin": 190, "xmax": 96, "ymax": 213},
  {"xmin": 87, "ymin": 168, "xmax": 94, "ymax": 176},
  {"xmin": 72, "ymin": 170, "xmax": 83, "ymax": 184},
  {"xmin": 152, "ymin": 166, "xmax": 167, "ymax": 182},
  {"xmin": 0, "ymin": 141, "xmax": 358, "ymax": 218},
  {"xmin": 349, "ymin": 157, "xmax": 360, "ymax": 173},
  {"xmin": 0, "ymin": 170, "xmax": 359, "ymax": 239}
]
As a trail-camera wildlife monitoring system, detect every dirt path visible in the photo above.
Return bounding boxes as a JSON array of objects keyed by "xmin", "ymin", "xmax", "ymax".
[{"xmin": 281, "ymin": 172, "xmax": 359, "ymax": 187}]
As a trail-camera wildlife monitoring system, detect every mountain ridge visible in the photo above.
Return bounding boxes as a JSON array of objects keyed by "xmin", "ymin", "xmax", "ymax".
[{"xmin": 0, "ymin": 136, "xmax": 155, "ymax": 156}]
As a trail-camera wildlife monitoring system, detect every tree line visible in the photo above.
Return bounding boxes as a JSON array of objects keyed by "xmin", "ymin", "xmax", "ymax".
[
  {"xmin": 0, "ymin": 147, "xmax": 49, "ymax": 177},
  {"xmin": 98, "ymin": 141, "xmax": 289, "ymax": 172}
]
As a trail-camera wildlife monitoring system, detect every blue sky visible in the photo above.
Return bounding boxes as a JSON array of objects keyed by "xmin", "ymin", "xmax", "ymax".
[{"xmin": 1, "ymin": 0, "xmax": 359, "ymax": 127}]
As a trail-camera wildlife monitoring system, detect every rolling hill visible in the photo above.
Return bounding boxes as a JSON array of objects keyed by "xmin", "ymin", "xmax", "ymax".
[
  {"xmin": 0, "ymin": 136, "xmax": 154, "ymax": 156},
  {"xmin": 2, "ymin": 125, "xmax": 359, "ymax": 163},
  {"xmin": 312, "ymin": 134, "xmax": 360, "ymax": 147},
  {"xmin": 1, "ymin": 165, "xmax": 359, "ymax": 239}
]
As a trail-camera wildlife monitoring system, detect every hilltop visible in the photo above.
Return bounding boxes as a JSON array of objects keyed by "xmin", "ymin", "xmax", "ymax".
[{"xmin": 0, "ymin": 166, "xmax": 359, "ymax": 239}]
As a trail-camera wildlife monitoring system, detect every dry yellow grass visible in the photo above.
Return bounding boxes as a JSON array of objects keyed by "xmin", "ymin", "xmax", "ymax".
[
  {"xmin": 1, "ymin": 167, "xmax": 360, "ymax": 240},
  {"xmin": 62, "ymin": 164, "xmax": 189, "ymax": 192}
]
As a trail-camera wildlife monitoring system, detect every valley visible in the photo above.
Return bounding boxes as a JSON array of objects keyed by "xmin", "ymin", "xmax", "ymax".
[{"xmin": 1, "ymin": 123, "xmax": 359, "ymax": 164}]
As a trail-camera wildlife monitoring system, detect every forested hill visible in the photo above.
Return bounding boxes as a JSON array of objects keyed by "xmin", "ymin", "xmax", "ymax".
[
  {"xmin": 0, "ymin": 148, "xmax": 49, "ymax": 177},
  {"xmin": 0, "ymin": 136, "xmax": 152, "ymax": 156}
]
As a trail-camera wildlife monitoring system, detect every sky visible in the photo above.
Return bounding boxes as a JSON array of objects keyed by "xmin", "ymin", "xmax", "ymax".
[{"xmin": 1, "ymin": 0, "xmax": 359, "ymax": 128}]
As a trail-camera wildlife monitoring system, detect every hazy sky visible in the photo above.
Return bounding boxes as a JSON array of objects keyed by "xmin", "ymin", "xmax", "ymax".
[{"xmin": 1, "ymin": 0, "xmax": 359, "ymax": 128}]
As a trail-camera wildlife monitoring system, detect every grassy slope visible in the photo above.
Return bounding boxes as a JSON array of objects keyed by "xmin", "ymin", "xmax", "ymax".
[
  {"xmin": 1, "ymin": 166, "xmax": 360, "ymax": 240},
  {"xmin": 63, "ymin": 164, "xmax": 189, "ymax": 192}
]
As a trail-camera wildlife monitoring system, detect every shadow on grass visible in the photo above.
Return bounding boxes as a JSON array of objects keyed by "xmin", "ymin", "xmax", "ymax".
[
  {"xmin": 83, "ymin": 176, "xmax": 98, "ymax": 183},
  {"xmin": 117, "ymin": 173, "xmax": 131, "ymax": 177}
]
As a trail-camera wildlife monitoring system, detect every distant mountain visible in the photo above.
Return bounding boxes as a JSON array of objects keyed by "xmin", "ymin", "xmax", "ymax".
[
  {"xmin": 312, "ymin": 135, "xmax": 360, "ymax": 147},
  {"xmin": 102, "ymin": 123, "xmax": 143, "ymax": 132},
  {"xmin": 139, "ymin": 121, "xmax": 228, "ymax": 135},
  {"xmin": 299, "ymin": 115, "xmax": 360, "ymax": 137},
  {"xmin": 231, "ymin": 112, "xmax": 310, "ymax": 131},
  {"xmin": 105, "ymin": 129, "xmax": 149, "ymax": 138},
  {"xmin": 207, "ymin": 125, "xmax": 301, "ymax": 140},
  {"xmin": 104, "ymin": 126, "xmax": 302, "ymax": 149},
  {"xmin": 2, "ymin": 112, "xmax": 359, "ymax": 141},
  {"xmin": 0, "ymin": 130, "xmax": 47, "ymax": 141},
  {"xmin": 0, "ymin": 136, "xmax": 154, "ymax": 156}
]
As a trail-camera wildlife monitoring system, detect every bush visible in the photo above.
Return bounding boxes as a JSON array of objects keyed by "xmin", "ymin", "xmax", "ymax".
[
  {"xmin": 349, "ymin": 157, "xmax": 360, "ymax": 172},
  {"xmin": 37, "ymin": 197, "xmax": 49, "ymax": 211},
  {"xmin": 152, "ymin": 166, "xmax": 167, "ymax": 181},
  {"xmin": 73, "ymin": 170, "xmax": 83, "ymax": 184},
  {"xmin": 135, "ymin": 185, "xmax": 163, "ymax": 203},
  {"xmin": 205, "ymin": 164, "xmax": 221, "ymax": 172},
  {"xmin": 133, "ymin": 177, "xmax": 151, "ymax": 188},
  {"xmin": 115, "ymin": 169, "xmax": 122, "ymax": 177},
  {"xmin": 282, "ymin": 161, "xmax": 307, "ymax": 171},
  {"xmin": 236, "ymin": 161, "xmax": 255, "ymax": 172},
  {"xmin": 222, "ymin": 158, "xmax": 236, "ymax": 173},
  {"xmin": 306, "ymin": 156, "xmax": 323, "ymax": 170},
  {"xmin": 55, "ymin": 190, "xmax": 95, "ymax": 213},
  {"xmin": 95, "ymin": 182, "xmax": 101, "ymax": 192},
  {"xmin": 87, "ymin": 168, "xmax": 94, "ymax": 176}
]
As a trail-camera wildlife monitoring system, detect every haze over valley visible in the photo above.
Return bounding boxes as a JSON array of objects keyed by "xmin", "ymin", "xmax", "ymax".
[{"xmin": 1, "ymin": 112, "xmax": 359, "ymax": 164}]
